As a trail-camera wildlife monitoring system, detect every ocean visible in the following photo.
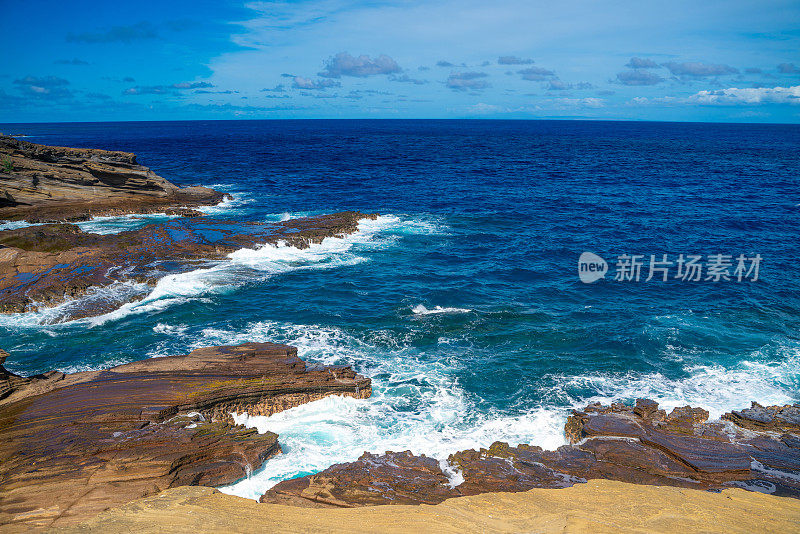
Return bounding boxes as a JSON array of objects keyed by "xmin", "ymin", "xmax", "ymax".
[{"xmin": 1, "ymin": 119, "xmax": 798, "ymax": 499}]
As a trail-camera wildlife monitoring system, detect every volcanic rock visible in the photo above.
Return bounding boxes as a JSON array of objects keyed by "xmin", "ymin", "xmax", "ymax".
[
  {"xmin": 261, "ymin": 451, "xmax": 460, "ymax": 507},
  {"xmin": 0, "ymin": 342, "xmax": 371, "ymax": 530},
  {"xmin": 0, "ymin": 211, "xmax": 377, "ymax": 316},
  {"xmin": 723, "ymin": 401, "xmax": 800, "ymax": 433},
  {"xmin": 262, "ymin": 398, "xmax": 800, "ymax": 507},
  {"xmin": 0, "ymin": 134, "xmax": 226, "ymax": 222}
]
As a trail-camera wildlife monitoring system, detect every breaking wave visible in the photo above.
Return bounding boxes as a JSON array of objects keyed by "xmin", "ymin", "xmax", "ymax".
[
  {"xmin": 148, "ymin": 316, "xmax": 798, "ymax": 500},
  {"xmin": 0, "ymin": 220, "xmax": 43, "ymax": 231},
  {"xmin": 0, "ymin": 280, "xmax": 150, "ymax": 329},
  {"xmin": 554, "ymin": 348, "xmax": 799, "ymax": 419},
  {"xmin": 157, "ymin": 319, "xmax": 569, "ymax": 500},
  {"xmin": 74, "ymin": 213, "xmax": 180, "ymax": 234},
  {"xmin": 0, "ymin": 214, "xmax": 446, "ymax": 328},
  {"xmin": 412, "ymin": 304, "xmax": 472, "ymax": 315},
  {"xmin": 196, "ymin": 191, "xmax": 252, "ymax": 216}
]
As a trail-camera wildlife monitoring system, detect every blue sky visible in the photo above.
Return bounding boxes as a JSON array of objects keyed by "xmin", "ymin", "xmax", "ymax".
[{"xmin": 1, "ymin": 0, "xmax": 799, "ymax": 123}]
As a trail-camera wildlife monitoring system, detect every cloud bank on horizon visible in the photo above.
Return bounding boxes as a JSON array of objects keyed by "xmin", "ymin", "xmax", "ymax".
[{"xmin": 0, "ymin": 0, "xmax": 799, "ymax": 123}]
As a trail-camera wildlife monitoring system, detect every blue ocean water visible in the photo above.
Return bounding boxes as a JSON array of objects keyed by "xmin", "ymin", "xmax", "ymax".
[{"xmin": 1, "ymin": 119, "xmax": 799, "ymax": 498}]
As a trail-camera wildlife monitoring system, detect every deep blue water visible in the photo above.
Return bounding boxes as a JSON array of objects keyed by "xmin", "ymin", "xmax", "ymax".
[{"xmin": 1, "ymin": 119, "xmax": 799, "ymax": 497}]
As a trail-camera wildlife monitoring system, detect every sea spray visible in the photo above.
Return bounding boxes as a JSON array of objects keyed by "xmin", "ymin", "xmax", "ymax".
[
  {"xmin": 1, "ymin": 214, "xmax": 426, "ymax": 327},
  {"xmin": 412, "ymin": 304, "xmax": 472, "ymax": 315},
  {"xmin": 75, "ymin": 213, "xmax": 180, "ymax": 234}
]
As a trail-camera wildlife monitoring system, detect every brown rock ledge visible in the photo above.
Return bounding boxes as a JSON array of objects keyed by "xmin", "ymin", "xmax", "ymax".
[
  {"xmin": 0, "ymin": 211, "xmax": 377, "ymax": 316},
  {"xmin": 0, "ymin": 134, "xmax": 227, "ymax": 222},
  {"xmin": 0, "ymin": 342, "xmax": 371, "ymax": 531},
  {"xmin": 262, "ymin": 399, "xmax": 800, "ymax": 507},
  {"xmin": 55, "ymin": 480, "xmax": 800, "ymax": 534}
]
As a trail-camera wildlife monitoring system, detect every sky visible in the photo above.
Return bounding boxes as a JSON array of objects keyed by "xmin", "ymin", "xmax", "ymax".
[{"xmin": 1, "ymin": 0, "xmax": 799, "ymax": 123}]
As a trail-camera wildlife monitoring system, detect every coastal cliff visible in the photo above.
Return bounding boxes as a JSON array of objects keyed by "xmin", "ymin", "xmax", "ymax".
[
  {"xmin": 0, "ymin": 343, "xmax": 371, "ymax": 531},
  {"xmin": 1, "ymin": 135, "xmax": 796, "ymax": 533},
  {"xmin": 0, "ymin": 134, "xmax": 226, "ymax": 222}
]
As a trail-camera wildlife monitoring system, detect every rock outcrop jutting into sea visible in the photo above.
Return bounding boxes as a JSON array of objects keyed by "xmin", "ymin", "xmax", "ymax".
[
  {"xmin": 261, "ymin": 399, "xmax": 800, "ymax": 507},
  {"xmin": 0, "ymin": 134, "xmax": 226, "ymax": 222},
  {"xmin": 0, "ymin": 211, "xmax": 377, "ymax": 315},
  {"xmin": 0, "ymin": 343, "xmax": 371, "ymax": 530}
]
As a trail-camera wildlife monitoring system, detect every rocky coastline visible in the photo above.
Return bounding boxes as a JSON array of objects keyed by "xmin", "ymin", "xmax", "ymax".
[
  {"xmin": 0, "ymin": 210, "xmax": 376, "ymax": 315},
  {"xmin": 1, "ymin": 137, "xmax": 797, "ymax": 532},
  {"xmin": 0, "ymin": 135, "xmax": 377, "ymax": 317},
  {"xmin": 2, "ymin": 339, "xmax": 797, "ymax": 532},
  {"xmin": 0, "ymin": 343, "xmax": 370, "ymax": 530},
  {"xmin": 0, "ymin": 134, "xmax": 226, "ymax": 222},
  {"xmin": 261, "ymin": 399, "xmax": 800, "ymax": 508}
]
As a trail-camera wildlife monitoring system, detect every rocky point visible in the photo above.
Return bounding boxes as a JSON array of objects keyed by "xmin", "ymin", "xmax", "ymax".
[
  {"xmin": 0, "ymin": 211, "xmax": 377, "ymax": 315},
  {"xmin": 0, "ymin": 342, "xmax": 371, "ymax": 530},
  {"xmin": 0, "ymin": 134, "xmax": 226, "ymax": 222}
]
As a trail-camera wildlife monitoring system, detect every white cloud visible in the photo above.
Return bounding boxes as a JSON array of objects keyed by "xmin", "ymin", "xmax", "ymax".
[
  {"xmin": 318, "ymin": 52, "xmax": 401, "ymax": 78},
  {"xmin": 688, "ymin": 85, "xmax": 800, "ymax": 105},
  {"xmin": 554, "ymin": 97, "xmax": 605, "ymax": 108},
  {"xmin": 627, "ymin": 96, "xmax": 679, "ymax": 106},
  {"xmin": 663, "ymin": 61, "xmax": 738, "ymax": 77},
  {"xmin": 465, "ymin": 102, "xmax": 505, "ymax": 114},
  {"xmin": 292, "ymin": 76, "xmax": 340, "ymax": 90},
  {"xmin": 446, "ymin": 71, "xmax": 489, "ymax": 92}
]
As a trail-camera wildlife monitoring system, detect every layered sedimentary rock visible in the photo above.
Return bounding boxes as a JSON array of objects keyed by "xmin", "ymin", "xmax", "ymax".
[
  {"xmin": 0, "ymin": 134, "xmax": 226, "ymax": 222},
  {"xmin": 261, "ymin": 399, "xmax": 800, "ymax": 507},
  {"xmin": 0, "ymin": 342, "xmax": 371, "ymax": 530},
  {"xmin": 0, "ymin": 211, "xmax": 377, "ymax": 315},
  {"xmin": 723, "ymin": 401, "xmax": 800, "ymax": 433}
]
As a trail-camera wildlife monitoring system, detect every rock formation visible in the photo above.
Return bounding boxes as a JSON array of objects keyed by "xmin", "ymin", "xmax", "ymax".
[
  {"xmin": 0, "ymin": 211, "xmax": 377, "ymax": 315},
  {"xmin": 0, "ymin": 342, "xmax": 371, "ymax": 530},
  {"xmin": 0, "ymin": 134, "xmax": 226, "ymax": 222},
  {"xmin": 261, "ymin": 399, "xmax": 800, "ymax": 507}
]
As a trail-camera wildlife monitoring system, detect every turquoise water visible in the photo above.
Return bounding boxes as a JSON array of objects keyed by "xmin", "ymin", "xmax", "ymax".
[{"xmin": 1, "ymin": 119, "xmax": 798, "ymax": 498}]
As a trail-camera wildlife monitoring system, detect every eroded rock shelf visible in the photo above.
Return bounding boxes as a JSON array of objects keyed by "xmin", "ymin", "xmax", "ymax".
[
  {"xmin": 0, "ymin": 211, "xmax": 376, "ymax": 315},
  {"xmin": 0, "ymin": 134, "xmax": 226, "ymax": 222},
  {"xmin": 0, "ymin": 342, "xmax": 371, "ymax": 530}
]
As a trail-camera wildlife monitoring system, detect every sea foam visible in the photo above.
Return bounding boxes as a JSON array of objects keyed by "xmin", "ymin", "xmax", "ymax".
[
  {"xmin": 175, "ymin": 319, "xmax": 570, "ymax": 500},
  {"xmin": 0, "ymin": 214, "xmax": 437, "ymax": 328},
  {"xmin": 561, "ymin": 354, "xmax": 799, "ymax": 420},
  {"xmin": 192, "ymin": 317, "xmax": 800, "ymax": 500},
  {"xmin": 74, "ymin": 213, "xmax": 180, "ymax": 234},
  {"xmin": 412, "ymin": 304, "xmax": 472, "ymax": 315},
  {"xmin": 0, "ymin": 220, "xmax": 43, "ymax": 231}
]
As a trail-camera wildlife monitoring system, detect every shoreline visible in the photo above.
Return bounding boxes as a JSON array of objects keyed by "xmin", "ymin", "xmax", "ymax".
[
  {"xmin": 0, "ymin": 343, "xmax": 371, "ymax": 530},
  {"xmin": 1, "ymin": 135, "xmax": 798, "ymax": 532},
  {"xmin": 2, "ymin": 338, "xmax": 798, "ymax": 530},
  {"xmin": 0, "ymin": 211, "xmax": 377, "ymax": 315}
]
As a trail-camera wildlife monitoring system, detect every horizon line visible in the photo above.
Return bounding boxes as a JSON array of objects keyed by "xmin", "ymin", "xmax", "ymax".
[{"xmin": 1, "ymin": 117, "xmax": 798, "ymax": 127}]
